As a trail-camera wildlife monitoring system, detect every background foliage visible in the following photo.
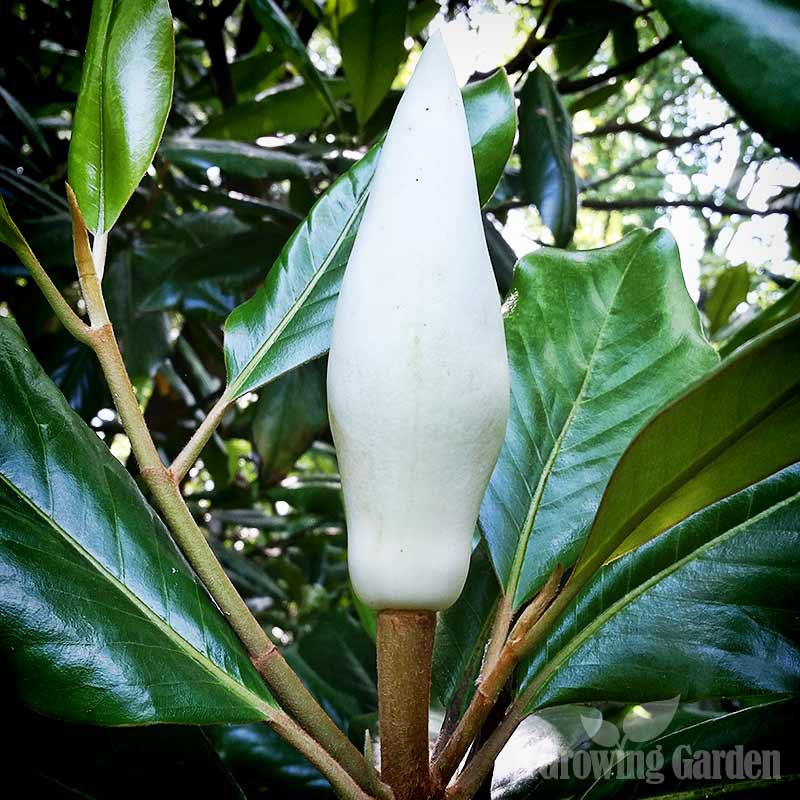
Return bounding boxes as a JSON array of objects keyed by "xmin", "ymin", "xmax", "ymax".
[{"xmin": 1, "ymin": 0, "xmax": 799, "ymax": 797}]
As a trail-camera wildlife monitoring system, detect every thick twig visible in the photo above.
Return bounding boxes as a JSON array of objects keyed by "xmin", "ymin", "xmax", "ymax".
[
  {"xmin": 490, "ymin": 197, "xmax": 785, "ymax": 218},
  {"xmin": 557, "ymin": 33, "xmax": 679, "ymax": 93},
  {"xmin": 430, "ymin": 566, "xmax": 563, "ymax": 795},
  {"xmin": 169, "ymin": 390, "xmax": 234, "ymax": 483},
  {"xmin": 62, "ymin": 189, "xmax": 381, "ymax": 796},
  {"xmin": 377, "ymin": 610, "xmax": 436, "ymax": 800},
  {"xmin": 269, "ymin": 710, "xmax": 380, "ymax": 800},
  {"xmin": 0, "ymin": 196, "xmax": 91, "ymax": 344}
]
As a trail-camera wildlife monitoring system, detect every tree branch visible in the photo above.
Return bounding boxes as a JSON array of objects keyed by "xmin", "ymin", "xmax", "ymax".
[
  {"xmin": 490, "ymin": 197, "xmax": 787, "ymax": 218},
  {"xmin": 582, "ymin": 118, "xmax": 733, "ymax": 147},
  {"xmin": 557, "ymin": 33, "xmax": 679, "ymax": 93},
  {"xmin": 60, "ymin": 189, "xmax": 381, "ymax": 797}
]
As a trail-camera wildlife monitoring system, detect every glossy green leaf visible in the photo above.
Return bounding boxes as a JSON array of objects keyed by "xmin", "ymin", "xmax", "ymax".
[
  {"xmin": 294, "ymin": 609, "xmax": 377, "ymax": 721},
  {"xmin": 223, "ymin": 70, "xmax": 515, "ymax": 398},
  {"xmin": 0, "ymin": 318, "xmax": 275, "ymax": 724},
  {"xmin": 6, "ymin": 695, "xmax": 246, "ymax": 800},
  {"xmin": 521, "ymin": 464, "xmax": 800, "ymax": 708},
  {"xmin": 518, "ymin": 66, "xmax": 577, "ymax": 247},
  {"xmin": 704, "ymin": 262, "xmax": 750, "ymax": 334},
  {"xmin": 185, "ymin": 49, "xmax": 285, "ymax": 104},
  {"xmin": 546, "ymin": 1, "xmax": 632, "ymax": 76},
  {"xmin": 483, "ymin": 215, "xmax": 517, "ymax": 296},
  {"xmin": 611, "ymin": 15, "xmax": 639, "ymax": 64},
  {"xmin": 480, "ymin": 230, "xmax": 717, "ymax": 609},
  {"xmin": 208, "ymin": 723, "xmax": 329, "ymax": 796},
  {"xmin": 201, "ymin": 80, "xmax": 348, "ymax": 140},
  {"xmin": 579, "ymin": 698, "xmax": 799, "ymax": 800},
  {"xmin": 248, "ymin": 0, "xmax": 339, "ymax": 119},
  {"xmin": 68, "ymin": 0, "xmax": 175, "ymax": 233},
  {"xmin": 253, "ymin": 360, "xmax": 328, "ymax": 484},
  {"xmin": 160, "ymin": 137, "xmax": 322, "ymax": 180},
  {"xmin": 719, "ymin": 282, "xmax": 800, "ymax": 357},
  {"xmin": 432, "ymin": 542, "xmax": 500, "ymax": 710},
  {"xmin": 336, "ymin": 0, "xmax": 408, "ymax": 126},
  {"xmin": 573, "ymin": 315, "xmax": 800, "ymax": 584},
  {"xmin": 140, "ymin": 218, "xmax": 292, "ymax": 319},
  {"xmin": 653, "ymin": 0, "xmax": 800, "ymax": 160}
]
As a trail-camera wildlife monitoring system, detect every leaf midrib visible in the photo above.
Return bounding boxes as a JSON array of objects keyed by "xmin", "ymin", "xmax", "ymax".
[
  {"xmin": 530, "ymin": 488, "xmax": 800, "ymax": 708},
  {"xmin": 580, "ymin": 365, "xmax": 800, "ymax": 579},
  {"xmin": 504, "ymin": 234, "xmax": 647, "ymax": 608},
  {"xmin": 0, "ymin": 471, "xmax": 272, "ymax": 720}
]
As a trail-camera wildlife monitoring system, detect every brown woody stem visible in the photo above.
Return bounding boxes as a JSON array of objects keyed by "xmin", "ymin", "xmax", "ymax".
[
  {"xmin": 430, "ymin": 565, "xmax": 563, "ymax": 794},
  {"xmin": 60, "ymin": 188, "xmax": 379, "ymax": 796},
  {"xmin": 377, "ymin": 610, "xmax": 436, "ymax": 800}
]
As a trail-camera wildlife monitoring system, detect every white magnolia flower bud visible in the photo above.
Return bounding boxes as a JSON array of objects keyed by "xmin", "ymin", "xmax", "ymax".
[{"xmin": 327, "ymin": 33, "xmax": 509, "ymax": 611}]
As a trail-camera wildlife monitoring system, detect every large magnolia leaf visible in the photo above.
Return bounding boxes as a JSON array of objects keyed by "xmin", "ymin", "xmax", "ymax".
[
  {"xmin": 480, "ymin": 229, "xmax": 717, "ymax": 609},
  {"xmin": 521, "ymin": 464, "xmax": 800, "ymax": 708},
  {"xmin": 653, "ymin": 0, "xmax": 800, "ymax": 160},
  {"xmin": 0, "ymin": 319, "xmax": 275, "ymax": 724},
  {"xmin": 336, "ymin": 0, "xmax": 409, "ymax": 127},
  {"xmin": 518, "ymin": 66, "xmax": 577, "ymax": 247},
  {"xmin": 68, "ymin": 0, "xmax": 174, "ymax": 233},
  {"xmin": 223, "ymin": 69, "xmax": 515, "ymax": 398},
  {"xmin": 573, "ymin": 314, "xmax": 800, "ymax": 583}
]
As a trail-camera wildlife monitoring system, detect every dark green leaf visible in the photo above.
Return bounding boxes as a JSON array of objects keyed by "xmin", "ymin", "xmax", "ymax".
[
  {"xmin": 611, "ymin": 16, "xmax": 639, "ymax": 65},
  {"xmin": 546, "ymin": 1, "xmax": 629, "ymax": 76},
  {"xmin": 573, "ymin": 315, "xmax": 800, "ymax": 584},
  {"xmin": 483, "ymin": 215, "xmax": 517, "ymax": 296},
  {"xmin": 68, "ymin": 0, "xmax": 175, "ymax": 232},
  {"xmin": 140, "ymin": 218, "xmax": 291, "ymax": 319},
  {"xmin": 185, "ymin": 48, "xmax": 285, "ymax": 103},
  {"xmin": 104, "ymin": 251, "xmax": 173, "ymax": 385},
  {"xmin": 0, "ymin": 84, "xmax": 51, "ymax": 157},
  {"xmin": 160, "ymin": 137, "xmax": 323, "ymax": 180},
  {"xmin": 336, "ymin": 0, "xmax": 409, "ymax": 126},
  {"xmin": 5, "ymin": 692, "xmax": 246, "ymax": 800},
  {"xmin": 253, "ymin": 360, "xmax": 329, "ymax": 484},
  {"xmin": 567, "ymin": 81, "xmax": 622, "ymax": 114},
  {"xmin": 432, "ymin": 542, "xmax": 500, "ymax": 709},
  {"xmin": 521, "ymin": 464, "xmax": 800, "ymax": 708},
  {"xmin": 295, "ymin": 609, "xmax": 378, "ymax": 719},
  {"xmin": 223, "ymin": 70, "xmax": 515, "ymax": 397},
  {"xmin": 653, "ymin": 0, "xmax": 800, "ymax": 159},
  {"xmin": 518, "ymin": 66, "xmax": 577, "ymax": 247},
  {"xmin": 0, "ymin": 318, "xmax": 275, "ymax": 724},
  {"xmin": 201, "ymin": 80, "xmax": 348, "ymax": 140},
  {"xmin": 209, "ymin": 723, "xmax": 329, "ymax": 795},
  {"xmin": 248, "ymin": 0, "xmax": 339, "ymax": 119},
  {"xmin": 719, "ymin": 282, "xmax": 800, "ymax": 357},
  {"xmin": 481, "ymin": 230, "xmax": 717, "ymax": 608},
  {"xmin": 48, "ymin": 337, "xmax": 110, "ymax": 419},
  {"xmin": 704, "ymin": 262, "xmax": 750, "ymax": 334}
]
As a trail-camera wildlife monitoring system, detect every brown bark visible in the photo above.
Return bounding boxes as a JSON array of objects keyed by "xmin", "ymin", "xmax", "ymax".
[{"xmin": 377, "ymin": 610, "xmax": 437, "ymax": 800}]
